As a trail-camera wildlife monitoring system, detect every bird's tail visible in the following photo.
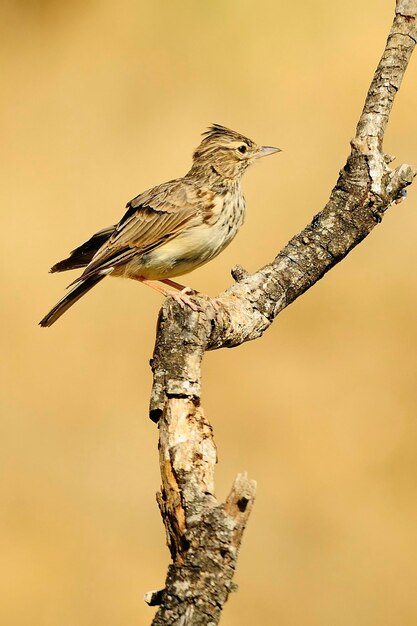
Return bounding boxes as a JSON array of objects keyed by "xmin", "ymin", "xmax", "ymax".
[{"xmin": 39, "ymin": 272, "xmax": 109, "ymax": 327}]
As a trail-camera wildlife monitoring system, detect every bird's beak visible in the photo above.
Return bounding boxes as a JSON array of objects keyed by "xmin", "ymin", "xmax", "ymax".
[{"xmin": 255, "ymin": 145, "xmax": 282, "ymax": 159}]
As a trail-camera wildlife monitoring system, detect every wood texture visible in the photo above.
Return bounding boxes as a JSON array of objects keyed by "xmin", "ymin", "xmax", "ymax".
[{"xmin": 148, "ymin": 2, "xmax": 417, "ymax": 624}]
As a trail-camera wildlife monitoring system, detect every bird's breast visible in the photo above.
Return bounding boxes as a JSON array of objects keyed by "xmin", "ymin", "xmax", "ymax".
[{"xmin": 125, "ymin": 192, "xmax": 245, "ymax": 280}]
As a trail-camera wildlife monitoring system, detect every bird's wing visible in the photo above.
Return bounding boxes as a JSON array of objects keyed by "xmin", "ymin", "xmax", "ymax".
[{"xmin": 77, "ymin": 178, "xmax": 211, "ymax": 279}]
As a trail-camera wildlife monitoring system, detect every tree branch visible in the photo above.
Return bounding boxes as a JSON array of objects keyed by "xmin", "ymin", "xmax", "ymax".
[{"xmin": 147, "ymin": 2, "xmax": 416, "ymax": 624}]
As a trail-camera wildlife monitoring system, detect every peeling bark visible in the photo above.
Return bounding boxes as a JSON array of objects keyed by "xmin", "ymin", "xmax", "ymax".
[{"xmin": 147, "ymin": 3, "xmax": 416, "ymax": 624}]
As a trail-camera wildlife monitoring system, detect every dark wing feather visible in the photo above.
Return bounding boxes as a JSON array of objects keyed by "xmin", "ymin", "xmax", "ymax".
[{"xmin": 50, "ymin": 225, "xmax": 116, "ymax": 272}]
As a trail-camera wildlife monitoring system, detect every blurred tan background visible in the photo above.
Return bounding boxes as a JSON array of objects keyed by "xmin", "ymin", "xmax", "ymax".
[{"xmin": 1, "ymin": 1, "xmax": 417, "ymax": 624}]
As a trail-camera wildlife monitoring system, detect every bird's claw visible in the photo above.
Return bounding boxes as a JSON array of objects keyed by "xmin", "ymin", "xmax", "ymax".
[
  {"xmin": 168, "ymin": 291, "xmax": 199, "ymax": 311},
  {"xmin": 166, "ymin": 288, "xmax": 224, "ymax": 314}
]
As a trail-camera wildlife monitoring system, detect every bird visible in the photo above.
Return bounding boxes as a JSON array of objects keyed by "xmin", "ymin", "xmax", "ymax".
[{"xmin": 39, "ymin": 124, "xmax": 280, "ymax": 327}]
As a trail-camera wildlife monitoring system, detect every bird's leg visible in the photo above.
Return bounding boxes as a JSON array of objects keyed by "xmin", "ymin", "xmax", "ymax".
[
  {"xmin": 159, "ymin": 278, "xmax": 196, "ymax": 295},
  {"xmin": 159, "ymin": 279, "xmax": 223, "ymax": 313},
  {"xmin": 139, "ymin": 279, "xmax": 198, "ymax": 312},
  {"xmin": 139, "ymin": 279, "xmax": 171, "ymax": 296},
  {"xmin": 158, "ymin": 279, "xmax": 223, "ymax": 312}
]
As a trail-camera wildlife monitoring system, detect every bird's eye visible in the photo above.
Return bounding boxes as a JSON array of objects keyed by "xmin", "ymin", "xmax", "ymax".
[{"xmin": 237, "ymin": 144, "xmax": 247, "ymax": 154}]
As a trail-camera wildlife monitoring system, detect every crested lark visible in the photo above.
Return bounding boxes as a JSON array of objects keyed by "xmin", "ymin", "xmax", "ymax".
[{"xmin": 40, "ymin": 124, "xmax": 280, "ymax": 327}]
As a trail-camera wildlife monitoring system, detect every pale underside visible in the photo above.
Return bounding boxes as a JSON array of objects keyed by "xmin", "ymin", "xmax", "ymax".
[
  {"xmin": 112, "ymin": 203, "xmax": 245, "ymax": 280},
  {"xmin": 84, "ymin": 179, "xmax": 246, "ymax": 282}
]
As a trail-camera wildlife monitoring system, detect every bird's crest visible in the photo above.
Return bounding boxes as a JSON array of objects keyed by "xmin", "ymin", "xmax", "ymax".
[{"xmin": 201, "ymin": 124, "xmax": 254, "ymax": 147}]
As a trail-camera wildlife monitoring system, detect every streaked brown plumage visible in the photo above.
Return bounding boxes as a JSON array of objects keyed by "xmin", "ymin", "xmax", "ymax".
[{"xmin": 39, "ymin": 124, "xmax": 280, "ymax": 327}]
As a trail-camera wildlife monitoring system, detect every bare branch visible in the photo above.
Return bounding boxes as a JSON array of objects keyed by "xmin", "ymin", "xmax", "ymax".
[{"xmin": 148, "ymin": 3, "xmax": 416, "ymax": 624}]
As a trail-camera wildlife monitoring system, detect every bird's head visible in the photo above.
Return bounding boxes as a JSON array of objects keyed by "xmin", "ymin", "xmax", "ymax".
[{"xmin": 190, "ymin": 124, "xmax": 281, "ymax": 182}]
